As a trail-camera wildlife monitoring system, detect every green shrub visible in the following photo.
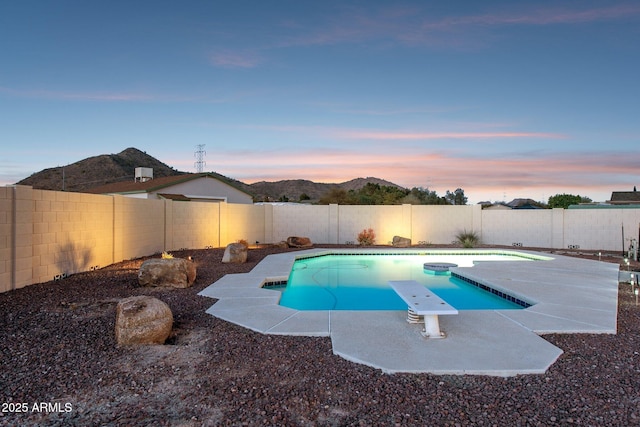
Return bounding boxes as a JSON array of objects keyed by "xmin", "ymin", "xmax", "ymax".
[
  {"xmin": 357, "ymin": 228, "xmax": 376, "ymax": 246},
  {"xmin": 455, "ymin": 230, "xmax": 479, "ymax": 248}
]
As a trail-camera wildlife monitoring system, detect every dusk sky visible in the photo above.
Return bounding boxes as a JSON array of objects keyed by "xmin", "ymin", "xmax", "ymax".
[{"xmin": 1, "ymin": 1, "xmax": 639, "ymax": 204}]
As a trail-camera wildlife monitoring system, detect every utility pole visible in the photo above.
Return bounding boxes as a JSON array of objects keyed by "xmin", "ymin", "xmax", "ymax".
[{"xmin": 194, "ymin": 144, "xmax": 206, "ymax": 173}]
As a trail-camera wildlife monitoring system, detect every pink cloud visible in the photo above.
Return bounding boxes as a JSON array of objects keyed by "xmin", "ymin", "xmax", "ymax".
[
  {"xmin": 226, "ymin": 123, "xmax": 565, "ymax": 142},
  {"xmin": 206, "ymin": 148, "xmax": 634, "ymax": 203}
]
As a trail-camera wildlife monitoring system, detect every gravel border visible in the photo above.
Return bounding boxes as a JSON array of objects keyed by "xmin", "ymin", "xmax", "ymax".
[{"xmin": 1, "ymin": 246, "xmax": 639, "ymax": 426}]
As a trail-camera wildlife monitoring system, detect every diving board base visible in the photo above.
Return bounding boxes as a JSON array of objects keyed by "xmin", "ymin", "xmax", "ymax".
[{"xmin": 389, "ymin": 280, "xmax": 459, "ymax": 339}]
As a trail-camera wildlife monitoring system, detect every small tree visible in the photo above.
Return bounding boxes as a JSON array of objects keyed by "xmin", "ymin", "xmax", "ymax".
[
  {"xmin": 548, "ymin": 193, "xmax": 591, "ymax": 209},
  {"xmin": 445, "ymin": 188, "xmax": 468, "ymax": 205}
]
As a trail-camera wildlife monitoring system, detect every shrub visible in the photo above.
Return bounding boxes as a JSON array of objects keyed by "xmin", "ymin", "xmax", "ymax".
[
  {"xmin": 455, "ymin": 230, "xmax": 480, "ymax": 248},
  {"xmin": 161, "ymin": 251, "xmax": 174, "ymax": 259},
  {"xmin": 237, "ymin": 239, "xmax": 249, "ymax": 248},
  {"xmin": 357, "ymin": 228, "xmax": 376, "ymax": 246}
]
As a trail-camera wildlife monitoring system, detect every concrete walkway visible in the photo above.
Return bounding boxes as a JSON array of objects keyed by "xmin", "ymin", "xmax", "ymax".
[{"xmin": 199, "ymin": 249, "xmax": 619, "ymax": 376}]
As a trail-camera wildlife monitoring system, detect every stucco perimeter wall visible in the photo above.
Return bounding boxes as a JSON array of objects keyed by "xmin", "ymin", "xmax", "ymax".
[
  {"xmin": 411, "ymin": 205, "xmax": 477, "ymax": 245},
  {"xmin": 7, "ymin": 187, "xmax": 117, "ymax": 290},
  {"xmin": 114, "ymin": 196, "xmax": 165, "ymax": 262},
  {"xmin": 221, "ymin": 203, "xmax": 266, "ymax": 246},
  {"xmin": 563, "ymin": 208, "xmax": 640, "ymax": 251},
  {"xmin": 167, "ymin": 200, "xmax": 220, "ymax": 251},
  {"xmin": 481, "ymin": 209, "xmax": 556, "ymax": 248},
  {"xmin": 338, "ymin": 205, "xmax": 411, "ymax": 245},
  {"xmin": 3, "ymin": 185, "xmax": 640, "ymax": 293},
  {"xmin": 272, "ymin": 204, "xmax": 331, "ymax": 244},
  {"xmin": 0, "ymin": 187, "xmax": 228, "ymax": 293}
]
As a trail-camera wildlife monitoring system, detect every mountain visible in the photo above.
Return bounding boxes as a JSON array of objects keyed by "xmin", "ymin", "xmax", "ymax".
[
  {"xmin": 15, "ymin": 148, "xmax": 405, "ymax": 201},
  {"xmin": 248, "ymin": 177, "xmax": 403, "ymax": 202},
  {"xmin": 16, "ymin": 148, "xmax": 184, "ymax": 192}
]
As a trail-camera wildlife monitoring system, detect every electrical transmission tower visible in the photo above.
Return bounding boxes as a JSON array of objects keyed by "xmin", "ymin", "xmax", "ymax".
[{"xmin": 194, "ymin": 144, "xmax": 206, "ymax": 173}]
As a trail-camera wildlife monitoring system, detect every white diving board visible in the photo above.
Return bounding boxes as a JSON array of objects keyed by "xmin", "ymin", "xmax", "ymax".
[{"xmin": 389, "ymin": 280, "xmax": 458, "ymax": 338}]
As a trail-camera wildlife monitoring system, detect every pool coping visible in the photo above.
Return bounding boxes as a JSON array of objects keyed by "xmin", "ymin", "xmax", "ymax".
[{"xmin": 199, "ymin": 248, "xmax": 620, "ymax": 376}]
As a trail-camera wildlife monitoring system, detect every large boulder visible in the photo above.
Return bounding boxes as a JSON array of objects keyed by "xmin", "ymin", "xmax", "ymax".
[
  {"xmin": 115, "ymin": 296, "xmax": 173, "ymax": 346},
  {"xmin": 392, "ymin": 236, "xmax": 412, "ymax": 248},
  {"xmin": 222, "ymin": 242, "xmax": 248, "ymax": 263},
  {"xmin": 138, "ymin": 258, "xmax": 196, "ymax": 288},
  {"xmin": 286, "ymin": 236, "xmax": 313, "ymax": 248}
]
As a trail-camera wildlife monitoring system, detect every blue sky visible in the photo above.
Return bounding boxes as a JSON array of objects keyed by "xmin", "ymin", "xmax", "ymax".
[{"xmin": 1, "ymin": 1, "xmax": 638, "ymax": 203}]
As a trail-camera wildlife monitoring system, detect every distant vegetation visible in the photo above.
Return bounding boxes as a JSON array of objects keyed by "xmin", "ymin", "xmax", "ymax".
[
  {"xmin": 548, "ymin": 193, "xmax": 592, "ymax": 209},
  {"xmin": 318, "ymin": 183, "xmax": 464, "ymax": 205}
]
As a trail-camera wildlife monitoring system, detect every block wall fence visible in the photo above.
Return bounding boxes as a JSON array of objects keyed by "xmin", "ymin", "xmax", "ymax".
[{"xmin": 2, "ymin": 185, "xmax": 640, "ymax": 293}]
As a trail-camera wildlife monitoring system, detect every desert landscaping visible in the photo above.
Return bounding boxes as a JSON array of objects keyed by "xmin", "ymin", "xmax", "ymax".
[{"xmin": 1, "ymin": 245, "xmax": 639, "ymax": 426}]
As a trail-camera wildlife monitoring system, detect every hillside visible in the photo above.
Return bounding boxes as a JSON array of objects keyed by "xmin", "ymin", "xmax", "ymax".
[
  {"xmin": 15, "ymin": 148, "xmax": 404, "ymax": 201},
  {"xmin": 248, "ymin": 177, "xmax": 403, "ymax": 202},
  {"xmin": 16, "ymin": 148, "xmax": 184, "ymax": 192}
]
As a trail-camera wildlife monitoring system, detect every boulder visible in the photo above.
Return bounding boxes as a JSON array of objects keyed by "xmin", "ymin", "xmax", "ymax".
[
  {"xmin": 138, "ymin": 258, "xmax": 196, "ymax": 288},
  {"xmin": 286, "ymin": 236, "xmax": 313, "ymax": 248},
  {"xmin": 392, "ymin": 236, "xmax": 412, "ymax": 248},
  {"xmin": 115, "ymin": 296, "xmax": 173, "ymax": 346},
  {"xmin": 222, "ymin": 242, "xmax": 248, "ymax": 264}
]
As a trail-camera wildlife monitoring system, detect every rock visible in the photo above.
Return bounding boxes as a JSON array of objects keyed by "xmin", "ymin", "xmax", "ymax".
[
  {"xmin": 138, "ymin": 258, "xmax": 196, "ymax": 288},
  {"xmin": 115, "ymin": 296, "xmax": 173, "ymax": 346},
  {"xmin": 222, "ymin": 243, "xmax": 248, "ymax": 263},
  {"xmin": 286, "ymin": 236, "xmax": 313, "ymax": 248},
  {"xmin": 274, "ymin": 241, "xmax": 289, "ymax": 249},
  {"xmin": 392, "ymin": 236, "xmax": 412, "ymax": 247}
]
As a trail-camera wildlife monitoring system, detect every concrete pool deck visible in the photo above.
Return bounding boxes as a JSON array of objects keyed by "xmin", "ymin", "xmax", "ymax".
[{"xmin": 199, "ymin": 248, "xmax": 619, "ymax": 376}]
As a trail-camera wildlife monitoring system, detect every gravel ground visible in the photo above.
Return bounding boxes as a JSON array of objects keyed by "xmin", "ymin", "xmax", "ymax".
[{"xmin": 1, "ymin": 245, "xmax": 639, "ymax": 426}]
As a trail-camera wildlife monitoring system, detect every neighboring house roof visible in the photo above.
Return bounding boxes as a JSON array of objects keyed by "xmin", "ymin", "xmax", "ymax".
[
  {"xmin": 157, "ymin": 193, "xmax": 193, "ymax": 201},
  {"xmin": 609, "ymin": 191, "xmax": 640, "ymax": 204},
  {"xmin": 506, "ymin": 198, "xmax": 544, "ymax": 209},
  {"xmin": 86, "ymin": 173, "xmax": 253, "ymax": 198},
  {"xmin": 483, "ymin": 203, "xmax": 512, "ymax": 210},
  {"xmin": 513, "ymin": 203, "xmax": 544, "ymax": 209}
]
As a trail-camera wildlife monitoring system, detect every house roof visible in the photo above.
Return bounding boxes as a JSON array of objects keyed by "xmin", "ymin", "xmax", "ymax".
[
  {"xmin": 86, "ymin": 173, "xmax": 253, "ymax": 197},
  {"xmin": 506, "ymin": 198, "xmax": 544, "ymax": 209},
  {"xmin": 609, "ymin": 191, "xmax": 640, "ymax": 203},
  {"xmin": 157, "ymin": 193, "xmax": 192, "ymax": 201}
]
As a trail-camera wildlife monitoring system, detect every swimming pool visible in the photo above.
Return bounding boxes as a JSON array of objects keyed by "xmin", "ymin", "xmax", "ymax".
[
  {"xmin": 200, "ymin": 248, "xmax": 619, "ymax": 375},
  {"xmin": 279, "ymin": 253, "xmax": 535, "ymax": 310}
]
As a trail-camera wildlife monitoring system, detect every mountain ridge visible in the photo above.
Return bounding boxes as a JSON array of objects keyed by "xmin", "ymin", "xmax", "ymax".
[{"xmin": 15, "ymin": 148, "xmax": 405, "ymax": 202}]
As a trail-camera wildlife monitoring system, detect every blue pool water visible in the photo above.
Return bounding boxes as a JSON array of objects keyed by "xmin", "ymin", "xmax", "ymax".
[{"xmin": 279, "ymin": 254, "xmax": 528, "ymax": 311}]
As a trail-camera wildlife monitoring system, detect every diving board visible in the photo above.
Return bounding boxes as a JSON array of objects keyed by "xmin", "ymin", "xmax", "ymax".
[{"xmin": 389, "ymin": 280, "xmax": 458, "ymax": 338}]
